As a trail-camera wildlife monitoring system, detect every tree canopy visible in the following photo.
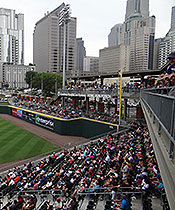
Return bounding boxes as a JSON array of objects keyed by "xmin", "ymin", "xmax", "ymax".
[{"xmin": 25, "ymin": 71, "xmax": 63, "ymax": 96}]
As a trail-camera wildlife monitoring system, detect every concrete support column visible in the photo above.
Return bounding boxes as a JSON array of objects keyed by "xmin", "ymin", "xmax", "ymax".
[
  {"xmin": 136, "ymin": 106, "xmax": 144, "ymax": 119},
  {"xmin": 124, "ymin": 98, "xmax": 128, "ymax": 121},
  {"xmin": 62, "ymin": 97, "xmax": 65, "ymax": 107},
  {"xmin": 98, "ymin": 97, "xmax": 104, "ymax": 113},
  {"xmin": 100, "ymin": 78, "xmax": 104, "ymax": 86},
  {"xmin": 86, "ymin": 97, "xmax": 89, "ymax": 112},
  {"xmin": 72, "ymin": 98, "xmax": 78, "ymax": 109},
  {"xmin": 120, "ymin": 101, "xmax": 123, "ymax": 119},
  {"xmin": 108, "ymin": 100, "xmax": 111, "ymax": 114},
  {"xmin": 115, "ymin": 98, "xmax": 118, "ymax": 114},
  {"xmin": 94, "ymin": 97, "xmax": 96, "ymax": 110},
  {"xmin": 79, "ymin": 98, "xmax": 83, "ymax": 109}
]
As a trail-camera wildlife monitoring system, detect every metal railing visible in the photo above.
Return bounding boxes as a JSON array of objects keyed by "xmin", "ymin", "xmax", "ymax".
[
  {"xmin": 140, "ymin": 88, "xmax": 175, "ymax": 159},
  {"xmin": 140, "ymin": 89, "xmax": 175, "ymax": 138},
  {"xmin": 142, "ymin": 86, "xmax": 175, "ymax": 96},
  {"xmin": 58, "ymin": 89, "xmax": 118, "ymax": 97},
  {"xmin": 58, "ymin": 88, "xmax": 140, "ymax": 98}
]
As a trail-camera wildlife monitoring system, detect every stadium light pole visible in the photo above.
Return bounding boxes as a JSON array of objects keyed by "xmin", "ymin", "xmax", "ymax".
[
  {"xmin": 30, "ymin": 75, "xmax": 32, "ymax": 89},
  {"xmin": 41, "ymin": 74, "xmax": 43, "ymax": 92},
  {"xmin": 59, "ymin": 4, "xmax": 71, "ymax": 90},
  {"xmin": 55, "ymin": 76, "xmax": 58, "ymax": 95}
]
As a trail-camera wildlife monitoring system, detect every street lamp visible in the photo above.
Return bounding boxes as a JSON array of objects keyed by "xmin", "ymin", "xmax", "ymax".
[{"xmin": 59, "ymin": 4, "xmax": 71, "ymax": 90}]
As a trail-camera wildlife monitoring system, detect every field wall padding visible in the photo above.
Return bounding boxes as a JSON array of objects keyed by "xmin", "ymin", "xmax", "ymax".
[{"xmin": 0, "ymin": 105, "xmax": 123, "ymax": 139}]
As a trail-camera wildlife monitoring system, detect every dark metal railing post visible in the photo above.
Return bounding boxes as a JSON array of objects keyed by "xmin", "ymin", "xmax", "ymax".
[{"xmin": 169, "ymin": 100, "xmax": 175, "ymax": 158}]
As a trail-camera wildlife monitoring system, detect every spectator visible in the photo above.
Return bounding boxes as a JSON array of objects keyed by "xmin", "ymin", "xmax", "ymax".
[
  {"xmin": 121, "ymin": 194, "xmax": 129, "ymax": 210},
  {"xmin": 8, "ymin": 200, "xmax": 18, "ymax": 210},
  {"xmin": 166, "ymin": 52, "xmax": 175, "ymax": 75},
  {"xmin": 54, "ymin": 197, "xmax": 62, "ymax": 210},
  {"xmin": 158, "ymin": 52, "xmax": 175, "ymax": 86}
]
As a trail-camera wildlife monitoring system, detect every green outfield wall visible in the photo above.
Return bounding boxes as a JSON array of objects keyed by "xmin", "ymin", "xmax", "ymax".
[{"xmin": 0, "ymin": 105, "xmax": 121, "ymax": 139}]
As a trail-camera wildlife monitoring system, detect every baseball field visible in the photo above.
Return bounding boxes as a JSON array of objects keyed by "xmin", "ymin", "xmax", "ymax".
[{"xmin": 0, "ymin": 117, "xmax": 58, "ymax": 164}]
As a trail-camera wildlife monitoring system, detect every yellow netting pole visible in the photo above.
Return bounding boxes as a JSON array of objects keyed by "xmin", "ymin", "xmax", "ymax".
[{"xmin": 118, "ymin": 69, "xmax": 123, "ymax": 126}]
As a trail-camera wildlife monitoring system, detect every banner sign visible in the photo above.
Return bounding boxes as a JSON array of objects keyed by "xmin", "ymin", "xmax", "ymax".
[
  {"xmin": 23, "ymin": 111, "xmax": 36, "ymax": 124},
  {"xmin": 12, "ymin": 108, "xmax": 17, "ymax": 116},
  {"xmin": 17, "ymin": 109, "xmax": 23, "ymax": 118},
  {"xmin": 11, "ymin": 108, "xmax": 54, "ymax": 130},
  {"xmin": 35, "ymin": 114, "xmax": 54, "ymax": 130}
]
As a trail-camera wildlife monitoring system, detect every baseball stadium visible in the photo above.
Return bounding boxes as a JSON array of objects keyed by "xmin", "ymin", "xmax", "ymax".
[{"xmin": 0, "ymin": 74, "xmax": 174, "ymax": 210}]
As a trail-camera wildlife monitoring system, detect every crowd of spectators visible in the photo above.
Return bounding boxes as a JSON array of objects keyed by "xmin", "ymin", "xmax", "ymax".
[
  {"xmin": 0, "ymin": 121, "xmax": 164, "ymax": 209},
  {"xmin": 11, "ymin": 52, "xmax": 175, "ymax": 126},
  {"xmin": 63, "ymin": 83, "xmax": 118, "ymax": 92},
  {"xmin": 14, "ymin": 102, "xmax": 119, "ymax": 125},
  {"xmin": 65, "ymin": 51, "xmax": 175, "ymax": 92},
  {"xmin": 60, "ymin": 75, "xmax": 174, "ymax": 96},
  {"xmin": 81, "ymin": 52, "xmax": 175, "ymax": 91}
]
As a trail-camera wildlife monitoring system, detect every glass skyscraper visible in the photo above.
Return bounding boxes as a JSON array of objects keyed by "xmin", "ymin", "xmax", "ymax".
[{"xmin": 0, "ymin": 8, "xmax": 24, "ymax": 64}]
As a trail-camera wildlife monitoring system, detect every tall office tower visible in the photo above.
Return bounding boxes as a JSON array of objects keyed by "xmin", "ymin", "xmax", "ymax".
[
  {"xmin": 120, "ymin": 0, "xmax": 155, "ymax": 72},
  {"xmin": 171, "ymin": 6, "xmax": 175, "ymax": 31},
  {"xmin": 158, "ymin": 6, "xmax": 175, "ymax": 68},
  {"xmin": 108, "ymin": 24, "xmax": 122, "ymax": 47},
  {"xmin": 33, "ymin": 3, "xmax": 77, "ymax": 73},
  {"xmin": 75, "ymin": 38, "xmax": 86, "ymax": 72},
  {"xmin": 99, "ymin": 46, "xmax": 120, "ymax": 73},
  {"xmin": 83, "ymin": 56, "xmax": 99, "ymax": 72},
  {"xmin": 153, "ymin": 38, "xmax": 162, "ymax": 70},
  {"xmin": 0, "ymin": 8, "xmax": 24, "ymax": 64},
  {"xmin": 125, "ymin": 0, "xmax": 149, "ymax": 20}
]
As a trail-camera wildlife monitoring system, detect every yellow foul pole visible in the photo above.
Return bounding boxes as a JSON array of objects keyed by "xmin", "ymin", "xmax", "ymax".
[{"xmin": 117, "ymin": 69, "xmax": 123, "ymax": 132}]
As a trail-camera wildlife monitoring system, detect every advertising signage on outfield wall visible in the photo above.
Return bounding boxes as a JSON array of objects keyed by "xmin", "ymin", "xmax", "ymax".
[
  {"xmin": 12, "ymin": 108, "xmax": 17, "ymax": 116},
  {"xmin": 23, "ymin": 111, "xmax": 36, "ymax": 124},
  {"xmin": 35, "ymin": 114, "xmax": 54, "ymax": 130},
  {"xmin": 17, "ymin": 109, "xmax": 22, "ymax": 118},
  {"xmin": 12, "ymin": 108, "xmax": 22, "ymax": 118}
]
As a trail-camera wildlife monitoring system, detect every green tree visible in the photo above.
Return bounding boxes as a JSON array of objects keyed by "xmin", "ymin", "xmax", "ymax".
[
  {"xmin": 25, "ymin": 71, "xmax": 38, "ymax": 88},
  {"xmin": 25, "ymin": 71, "xmax": 63, "ymax": 96},
  {"xmin": 41, "ymin": 72, "xmax": 63, "ymax": 95}
]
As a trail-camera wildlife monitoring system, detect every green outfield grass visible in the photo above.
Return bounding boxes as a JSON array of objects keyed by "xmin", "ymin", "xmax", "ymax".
[{"xmin": 0, "ymin": 117, "xmax": 59, "ymax": 164}]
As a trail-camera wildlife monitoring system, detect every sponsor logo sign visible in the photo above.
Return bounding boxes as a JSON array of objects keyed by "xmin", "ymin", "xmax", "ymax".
[
  {"xmin": 12, "ymin": 108, "xmax": 23, "ymax": 118},
  {"xmin": 35, "ymin": 115, "xmax": 54, "ymax": 130},
  {"xmin": 12, "ymin": 108, "xmax": 17, "ymax": 116},
  {"xmin": 17, "ymin": 109, "xmax": 23, "ymax": 118},
  {"xmin": 23, "ymin": 111, "xmax": 36, "ymax": 124}
]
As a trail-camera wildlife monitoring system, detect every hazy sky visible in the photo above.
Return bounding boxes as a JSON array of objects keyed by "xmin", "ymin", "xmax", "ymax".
[{"xmin": 0, "ymin": 0, "xmax": 174, "ymax": 64}]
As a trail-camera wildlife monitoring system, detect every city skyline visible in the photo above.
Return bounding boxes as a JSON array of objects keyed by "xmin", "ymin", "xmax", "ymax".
[
  {"xmin": 0, "ymin": 8, "xmax": 24, "ymax": 64},
  {"xmin": 0, "ymin": 0, "xmax": 174, "ymax": 65}
]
